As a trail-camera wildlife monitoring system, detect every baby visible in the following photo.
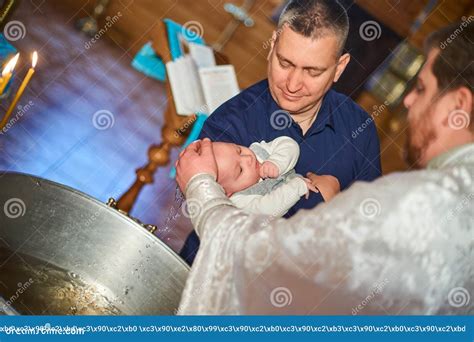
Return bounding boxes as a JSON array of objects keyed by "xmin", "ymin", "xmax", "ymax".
[{"xmin": 212, "ymin": 136, "xmax": 338, "ymax": 217}]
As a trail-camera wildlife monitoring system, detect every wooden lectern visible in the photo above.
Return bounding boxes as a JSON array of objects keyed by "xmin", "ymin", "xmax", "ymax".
[{"xmin": 116, "ymin": 20, "xmax": 228, "ymax": 213}]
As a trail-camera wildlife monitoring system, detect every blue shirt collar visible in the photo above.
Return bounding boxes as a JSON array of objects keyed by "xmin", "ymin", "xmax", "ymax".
[{"xmin": 265, "ymin": 81, "xmax": 335, "ymax": 135}]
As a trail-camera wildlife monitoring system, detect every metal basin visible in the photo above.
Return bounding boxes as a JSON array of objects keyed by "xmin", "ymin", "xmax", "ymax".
[{"xmin": 0, "ymin": 172, "xmax": 189, "ymax": 315}]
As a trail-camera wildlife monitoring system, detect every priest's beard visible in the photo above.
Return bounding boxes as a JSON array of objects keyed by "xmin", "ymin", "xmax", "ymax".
[{"xmin": 404, "ymin": 104, "xmax": 438, "ymax": 169}]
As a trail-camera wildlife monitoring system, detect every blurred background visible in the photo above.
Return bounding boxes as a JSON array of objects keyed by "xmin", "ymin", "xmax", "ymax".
[{"xmin": 0, "ymin": 0, "xmax": 472, "ymax": 252}]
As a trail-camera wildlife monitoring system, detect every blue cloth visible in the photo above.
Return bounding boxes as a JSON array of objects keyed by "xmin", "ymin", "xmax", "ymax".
[
  {"xmin": 163, "ymin": 18, "xmax": 205, "ymax": 59},
  {"xmin": 0, "ymin": 34, "xmax": 17, "ymax": 98},
  {"xmin": 180, "ymin": 79, "xmax": 382, "ymax": 265},
  {"xmin": 131, "ymin": 42, "xmax": 167, "ymax": 81},
  {"xmin": 131, "ymin": 19, "xmax": 206, "ymax": 81},
  {"xmin": 0, "ymin": 34, "xmax": 17, "ymax": 58}
]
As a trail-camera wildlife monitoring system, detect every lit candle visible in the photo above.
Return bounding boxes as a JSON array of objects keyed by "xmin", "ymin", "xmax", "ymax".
[
  {"xmin": 1, "ymin": 51, "xmax": 37, "ymax": 129},
  {"xmin": 0, "ymin": 53, "xmax": 19, "ymax": 95}
]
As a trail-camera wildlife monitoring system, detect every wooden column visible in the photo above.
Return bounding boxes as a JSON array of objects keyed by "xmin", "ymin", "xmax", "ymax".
[{"xmin": 116, "ymin": 21, "xmax": 195, "ymax": 212}]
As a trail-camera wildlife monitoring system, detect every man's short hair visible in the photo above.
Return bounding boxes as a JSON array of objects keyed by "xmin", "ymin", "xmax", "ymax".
[
  {"xmin": 278, "ymin": 0, "xmax": 349, "ymax": 57},
  {"xmin": 424, "ymin": 19, "xmax": 474, "ymax": 95}
]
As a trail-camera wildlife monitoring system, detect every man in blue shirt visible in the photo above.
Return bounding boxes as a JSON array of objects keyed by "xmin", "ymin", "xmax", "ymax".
[{"xmin": 180, "ymin": 0, "xmax": 381, "ymax": 264}]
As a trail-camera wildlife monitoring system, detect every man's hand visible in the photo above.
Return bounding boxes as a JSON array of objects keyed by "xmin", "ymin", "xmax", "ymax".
[
  {"xmin": 176, "ymin": 138, "xmax": 218, "ymax": 193},
  {"xmin": 306, "ymin": 172, "xmax": 340, "ymax": 202},
  {"xmin": 259, "ymin": 161, "xmax": 279, "ymax": 179}
]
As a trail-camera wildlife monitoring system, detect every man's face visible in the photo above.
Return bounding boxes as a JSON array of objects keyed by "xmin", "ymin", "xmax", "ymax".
[
  {"xmin": 403, "ymin": 49, "xmax": 449, "ymax": 168},
  {"xmin": 267, "ymin": 25, "xmax": 348, "ymax": 116},
  {"xmin": 213, "ymin": 142, "xmax": 261, "ymax": 196}
]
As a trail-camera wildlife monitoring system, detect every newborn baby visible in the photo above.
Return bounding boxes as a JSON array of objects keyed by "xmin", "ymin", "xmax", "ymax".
[{"xmin": 212, "ymin": 136, "xmax": 333, "ymax": 217}]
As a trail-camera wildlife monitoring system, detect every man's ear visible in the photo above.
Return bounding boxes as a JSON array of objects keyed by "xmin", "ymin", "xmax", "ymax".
[
  {"xmin": 438, "ymin": 86, "xmax": 474, "ymax": 132},
  {"xmin": 443, "ymin": 86, "xmax": 473, "ymax": 131},
  {"xmin": 267, "ymin": 30, "xmax": 278, "ymax": 61},
  {"xmin": 454, "ymin": 86, "xmax": 473, "ymax": 117},
  {"xmin": 333, "ymin": 53, "xmax": 350, "ymax": 83}
]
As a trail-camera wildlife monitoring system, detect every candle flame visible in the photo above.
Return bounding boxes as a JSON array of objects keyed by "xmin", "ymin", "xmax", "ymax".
[
  {"xmin": 2, "ymin": 53, "xmax": 19, "ymax": 76},
  {"xmin": 32, "ymin": 51, "xmax": 38, "ymax": 68}
]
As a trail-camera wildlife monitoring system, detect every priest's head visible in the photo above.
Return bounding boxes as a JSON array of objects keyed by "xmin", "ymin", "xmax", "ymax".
[
  {"xmin": 403, "ymin": 21, "xmax": 474, "ymax": 169},
  {"xmin": 266, "ymin": 0, "xmax": 350, "ymax": 117}
]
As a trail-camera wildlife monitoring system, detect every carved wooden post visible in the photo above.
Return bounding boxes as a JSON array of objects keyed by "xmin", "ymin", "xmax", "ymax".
[
  {"xmin": 116, "ymin": 21, "xmax": 195, "ymax": 212},
  {"xmin": 116, "ymin": 112, "xmax": 195, "ymax": 212}
]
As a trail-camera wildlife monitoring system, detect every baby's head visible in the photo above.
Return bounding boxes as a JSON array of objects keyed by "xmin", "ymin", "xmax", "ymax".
[{"xmin": 213, "ymin": 142, "xmax": 261, "ymax": 196}]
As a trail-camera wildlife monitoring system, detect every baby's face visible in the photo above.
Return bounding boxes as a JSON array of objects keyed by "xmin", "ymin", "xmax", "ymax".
[{"xmin": 213, "ymin": 142, "xmax": 261, "ymax": 196}]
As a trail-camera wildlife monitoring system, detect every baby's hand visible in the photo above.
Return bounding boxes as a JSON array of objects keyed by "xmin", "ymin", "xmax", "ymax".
[
  {"xmin": 259, "ymin": 161, "xmax": 279, "ymax": 179},
  {"xmin": 302, "ymin": 177, "xmax": 319, "ymax": 199}
]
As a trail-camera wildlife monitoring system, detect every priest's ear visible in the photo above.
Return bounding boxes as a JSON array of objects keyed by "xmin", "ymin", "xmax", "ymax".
[
  {"xmin": 446, "ymin": 86, "xmax": 473, "ymax": 132},
  {"xmin": 333, "ymin": 53, "xmax": 350, "ymax": 83}
]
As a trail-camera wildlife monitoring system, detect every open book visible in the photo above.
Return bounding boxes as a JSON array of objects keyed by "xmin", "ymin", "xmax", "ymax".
[{"xmin": 166, "ymin": 42, "xmax": 240, "ymax": 116}]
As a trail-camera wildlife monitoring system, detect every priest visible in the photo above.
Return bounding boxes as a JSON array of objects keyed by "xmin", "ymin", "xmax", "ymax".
[{"xmin": 175, "ymin": 23, "xmax": 473, "ymax": 315}]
